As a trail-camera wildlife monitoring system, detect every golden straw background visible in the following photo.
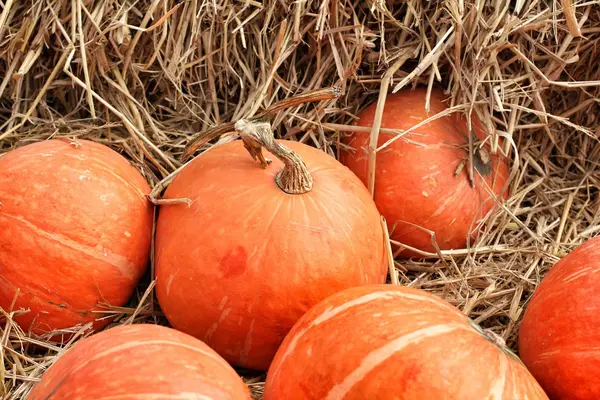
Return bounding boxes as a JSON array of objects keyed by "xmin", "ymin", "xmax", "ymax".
[{"xmin": 1, "ymin": 1, "xmax": 599, "ymax": 398}]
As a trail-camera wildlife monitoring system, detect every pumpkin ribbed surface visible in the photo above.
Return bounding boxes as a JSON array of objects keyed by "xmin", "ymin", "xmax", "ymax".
[
  {"xmin": 155, "ymin": 139, "xmax": 388, "ymax": 370},
  {"xmin": 519, "ymin": 236, "xmax": 600, "ymax": 399},
  {"xmin": 341, "ymin": 88, "xmax": 509, "ymax": 255},
  {"xmin": 28, "ymin": 324, "xmax": 251, "ymax": 399},
  {"xmin": 265, "ymin": 284, "xmax": 548, "ymax": 399},
  {"xmin": 0, "ymin": 139, "xmax": 153, "ymax": 337}
]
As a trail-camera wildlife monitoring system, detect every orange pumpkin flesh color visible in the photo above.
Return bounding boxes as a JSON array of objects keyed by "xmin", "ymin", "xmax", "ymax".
[
  {"xmin": 341, "ymin": 87, "xmax": 510, "ymax": 255},
  {"xmin": 0, "ymin": 140, "xmax": 153, "ymax": 338},
  {"xmin": 155, "ymin": 119, "xmax": 388, "ymax": 371},
  {"xmin": 518, "ymin": 236, "xmax": 600, "ymax": 399},
  {"xmin": 264, "ymin": 284, "xmax": 548, "ymax": 399},
  {"xmin": 27, "ymin": 324, "xmax": 251, "ymax": 399}
]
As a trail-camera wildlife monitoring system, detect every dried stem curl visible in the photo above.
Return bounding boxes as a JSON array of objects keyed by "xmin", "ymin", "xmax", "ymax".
[{"xmin": 235, "ymin": 119, "xmax": 313, "ymax": 194}]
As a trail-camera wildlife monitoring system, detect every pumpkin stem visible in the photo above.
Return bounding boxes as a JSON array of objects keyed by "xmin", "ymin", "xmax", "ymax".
[{"xmin": 234, "ymin": 119, "xmax": 314, "ymax": 194}]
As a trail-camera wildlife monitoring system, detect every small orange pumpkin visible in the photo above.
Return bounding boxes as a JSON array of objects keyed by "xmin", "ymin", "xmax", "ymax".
[
  {"xmin": 155, "ymin": 120, "xmax": 388, "ymax": 370},
  {"xmin": 265, "ymin": 284, "xmax": 548, "ymax": 399},
  {"xmin": 519, "ymin": 236, "xmax": 600, "ymax": 399},
  {"xmin": 0, "ymin": 140, "xmax": 153, "ymax": 338},
  {"xmin": 28, "ymin": 324, "xmax": 251, "ymax": 399},
  {"xmin": 341, "ymin": 88, "xmax": 509, "ymax": 255}
]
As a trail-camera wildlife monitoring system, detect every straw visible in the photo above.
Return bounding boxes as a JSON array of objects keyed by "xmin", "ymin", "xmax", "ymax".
[{"xmin": 1, "ymin": 1, "xmax": 599, "ymax": 398}]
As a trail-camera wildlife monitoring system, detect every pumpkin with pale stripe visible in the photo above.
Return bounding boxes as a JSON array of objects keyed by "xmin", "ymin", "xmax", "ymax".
[
  {"xmin": 28, "ymin": 324, "xmax": 251, "ymax": 399},
  {"xmin": 519, "ymin": 236, "xmax": 600, "ymax": 399},
  {"xmin": 0, "ymin": 140, "xmax": 153, "ymax": 339},
  {"xmin": 265, "ymin": 284, "xmax": 547, "ymax": 399}
]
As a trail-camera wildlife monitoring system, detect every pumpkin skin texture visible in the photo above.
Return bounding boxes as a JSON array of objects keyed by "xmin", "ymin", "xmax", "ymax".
[
  {"xmin": 264, "ymin": 284, "xmax": 548, "ymax": 400},
  {"xmin": 0, "ymin": 140, "xmax": 153, "ymax": 338},
  {"xmin": 27, "ymin": 324, "xmax": 251, "ymax": 400},
  {"xmin": 518, "ymin": 236, "xmax": 600, "ymax": 400},
  {"xmin": 155, "ymin": 139, "xmax": 388, "ymax": 371},
  {"xmin": 340, "ymin": 87, "xmax": 509, "ymax": 255}
]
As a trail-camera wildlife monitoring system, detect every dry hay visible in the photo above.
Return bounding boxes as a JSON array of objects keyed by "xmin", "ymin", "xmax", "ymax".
[{"xmin": 1, "ymin": 0, "xmax": 599, "ymax": 398}]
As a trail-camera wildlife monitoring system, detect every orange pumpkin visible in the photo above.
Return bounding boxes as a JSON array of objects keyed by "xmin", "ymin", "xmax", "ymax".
[
  {"xmin": 265, "ymin": 284, "xmax": 548, "ymax": 399},
  {"xmin": 519, "ymin": 236, "xmax": 600, "ymax": 399},
  {"xmin": 28, "ymin": 324, "xmax": 251, "ymax": 399},
  {"xmin": 0, "ymin": 139, "xmax": 153, "ymax": 338},
  {"xmin": 155, "ymin": 120, "xmax": 388, "ymax": 371},
  {"xmin": 341, "ymin": 87, "xmax": 509, "ymax": 255}
]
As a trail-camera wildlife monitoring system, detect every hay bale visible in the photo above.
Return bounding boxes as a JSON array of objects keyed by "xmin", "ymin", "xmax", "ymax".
[{"xmin": 0, "ymin": 0, "xmax": 598, "ymax": 398}]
